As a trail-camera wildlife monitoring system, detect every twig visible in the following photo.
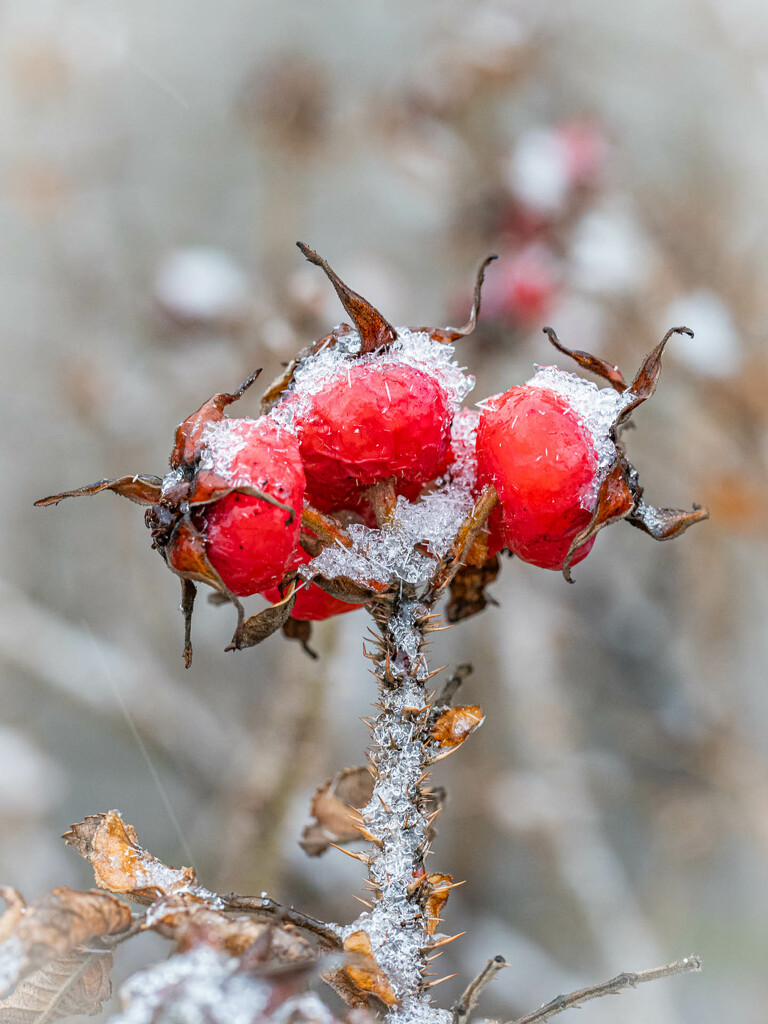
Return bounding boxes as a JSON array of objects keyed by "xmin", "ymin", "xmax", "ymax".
[
  {"xmin": 452, "ymin": 955, "xmax": 509, "ymax": 1024},
  {"xmin": 220, "ymin": 893, "xmax": 342, "ymax": 950},
  {"xmin": 100, "ymin": 914, "xmax": 148, "ymax": 948},
  {"xmin": 505, "ymin": 956, "xmax": 702, "ymax": 1024}
]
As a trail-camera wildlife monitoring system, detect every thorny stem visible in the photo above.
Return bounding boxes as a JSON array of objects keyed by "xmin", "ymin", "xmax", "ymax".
[
  {"xmin": 504, "ymin": 956, "xmax": 702, "ymax": 1024},
  {"xmin": 346, "ymin": 592, "xmax": 451, "ymax": 1020}
]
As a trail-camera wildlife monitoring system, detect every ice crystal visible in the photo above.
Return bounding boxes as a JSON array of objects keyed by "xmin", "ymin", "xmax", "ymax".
[{"xmin": 526, "ymin": 364, "xmax": 627, "ymax": 474}]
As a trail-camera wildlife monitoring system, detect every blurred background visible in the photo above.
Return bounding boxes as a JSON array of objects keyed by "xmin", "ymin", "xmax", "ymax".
[{"xmin": 2, "ymin": 0, "xmax": 768, "ymax": 1020}]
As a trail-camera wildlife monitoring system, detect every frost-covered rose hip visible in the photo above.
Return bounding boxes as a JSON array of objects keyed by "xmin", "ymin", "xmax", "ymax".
[
  {"xmin": 196, "ymin": 418, "xmax": 305, "ymax": 595},
  {"xmin": 290, "ymin": 362, "xmax": 453, "ymax": 509},
  {"xmin": 477, "ymin": 371, "xmax": 622, "ymax": 569}
]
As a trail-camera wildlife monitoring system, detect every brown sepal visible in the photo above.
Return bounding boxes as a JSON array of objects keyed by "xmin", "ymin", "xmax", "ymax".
[
  {"xmin": 617, "ymin": 325, "xmax": 693, "ymax": 425},
  {"xmin": 0, "ymin": 886, "xmax": 131, "ymax": 999},
  {"xmin": 628, "ymin": 501, "xmax": 710, "ymax": 540},
  {"xmin": 340, "ymin": 930, "xmax": 398, "ymax": 1007},
  {"xmin": 63, "ymin": 810, "xmax": 196, "ymax": 904},
  {"xmin": 430, "ymin": 254, "xmax": 497, "ymax": 342},
  {"xmin": 297, "ymin": 243, "xmax": 397, "ymax": 355},
  {"xmin": 543, "ymin": 326, "xmax": 627, "ymax": 392},
  {"xmin": 170, "ymin": 369, "xmax": 261, "ymax": 468},
  {"xmin": 446, "ymin": 554, "xmax": 500, "ymax": 624},
  {"xmin": 561, "ymin": 461, "xmax": 635, "ymax": 583},
  {"xmin": 430, "ymin": 706, "xmax": 485, "ymax": 751},
  {"xmin": 300, "ymin": 766, "xmax": 375, "ymax": 857},
  {"xmin": 311, "ymin": 574, "xmax": 381, "ymax": 604},
  {"xmin": 423, "ymin": 873, "xmax": 453, "ymax": 936},
  {"xmin": 282, "ymin": 617, "xmax": 318, "ymax": 659},
  {"xmin": 34, "ymin": 475, "xmax": 162, "ymax": 508},
  {"xmin": 227, "ymin": 586, "xmax": 297, "ymax": 652}
]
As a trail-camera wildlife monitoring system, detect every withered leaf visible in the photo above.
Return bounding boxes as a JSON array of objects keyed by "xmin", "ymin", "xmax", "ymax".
[
  {"xmin": 300, "ymin": 767, "xmax": 375, "ymax": 857},
  {"xmin": 430, "ymin": 706, "xmax": 484, "ymax": 755},
  {"xmin": 423, "ymin": 873, "xmax": 453, "ymax": 936},
  {"xmin": 0, "ymin": 887, "xmax": 131, "ymax": 998},
  {"xmin": 446, "ymin": 555, "xmax": 500, "ymax": 624},
  {"xmin": 227, "ymin": 586, "xmax": 297, "ymax": 651},
  {"xmin": 34, "ymin": 475, "xmax": 162, "ymax": 508},
  {"xmin": 561, "ymin": 461, "xmax": 635, "ymax": 583},
  {"xmin": 543, "ymin": 326, "xmax": 627, "ymax": 392},
  {"xmin": 0, "ymin": 949, "xmax": 114, "ymax": 1023},
  {"xmin": 628, "ymin": 501, "xmax": 709, "ymax": 540},
  {"xmin": 63, "ymin": 810, "xmax": 196, "ymax": 904},
  {"xmin": 297, "ymin": 243, "xmax": 397, "ymax": 355},
  {"xmin": 340, "ymin": 931, "xmax": 398, "ymax": 1007}
]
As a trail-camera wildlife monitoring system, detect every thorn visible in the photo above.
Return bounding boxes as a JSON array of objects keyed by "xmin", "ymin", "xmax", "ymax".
[
  {"xmin": 425, "ymin": 624, "xmax": 453, "ymax": 634},
  {"xmin": 403, "ymin": 813, "xmax": 410, "ymax": 830},
  {"xmin": 427, "ymin": 932, "xmax": 466, "ymax": 950},
  {"xmin": 417, "ymin": 771, "xmax": 432, "ymax": 786},
  {"xmin": 424, "ymin": 974, "xmax": 458, "ymax": 989},
  {"xmin": 329, "ymin": 843, "xmax": 372, "ymax": 865},
  {"xmin": 445, "ymin": 880, "xmax": 466, "ymax": 891},
  {"xmin": 354, "ymin": 825, "xmax": 383, "ymax": 847},
  {"xmin": 423, "ymin": 665, "xmax": 449, "ymax": 682},
  {"xmin": 378, "ymin": 794, "xmax": 392, "ymax": 813},
  {"xmin": 425, "ymin": 809, "xmax": 442, "ymax": 827},
  {"xmin": 424, "ymin": 952, "xmax": 444, "ymax": 963},
  {"xmin": 351, "ymin": 895, "xmax": 374, "ymax": 909}
]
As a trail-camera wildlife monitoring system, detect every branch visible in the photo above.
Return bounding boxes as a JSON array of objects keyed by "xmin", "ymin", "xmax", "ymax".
[
  {"xmin": 505, "ymin": 956, "xmax": 702, "ymax": 1024},
  {"xmin": 452, "ymin": 956, "xmax": 509, "ymax": 1024},
  {"xmin": 220, "ymin": 893, "xmax": 342, "ymax": 950}
]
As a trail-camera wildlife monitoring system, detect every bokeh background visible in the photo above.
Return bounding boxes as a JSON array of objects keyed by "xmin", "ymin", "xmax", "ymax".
[{"xmin": 2, "ymin": 0, "xmax": 768, "ymax": 1020}]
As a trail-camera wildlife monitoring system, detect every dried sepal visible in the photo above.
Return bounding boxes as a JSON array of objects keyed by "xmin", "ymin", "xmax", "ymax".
[
  {"xmin": 0, "ymin": 948, "xmax": 116, "ymax": 1022},
  {"xmin": 34, "ymin": 475, "xmax": 162, "ymax": 508},
  {"xmin": 170, "ymin": 369, "xmax": 261, "ymax": 468},
  {"xmin": 628, "ymin": 500, "xmax": 709, "ymax": 540},
  {"xmin": 561, "ymin": 462, "xmax": 635, "ymax": 583},
  {"xmin": 422, "ymin": 873, "xmax": 453, "ymax": 936},
  {"xmin": 446, "ymin": 554, "xmax": 500, "ymax": 624},
  {"xmin": 542, "ymin": 326, "xmax": 627, "ymax": 392},
  {"xmin": 300, "ymin": 767, "xmax": 375, "ymax": 857},
  {"xmin": 227, "ymin": 585, "xmax": 297, "ymax": 652},
  {"xmin": 430, "ymin": 255, "xmax": 498, "ymax": 342},
  {"xmin": 341, "ymin": 931, "xmax": 398, "ymax": 1007},
  {"xmin": 282, "ymin": 617, "xmax": 318, "ymax": 658},
  {"xmin": 63, "ymin": 810, "xmax": 196, "ymax": 904},
  {"xmin": 429, "ymin": 485, "xmax": 499, "ymax": 600},
  {"xmin": 297, "ymin": 243, "xmax": 397, "ymax": 355},
  {"xmin": 311, "ymin": 574, "xmax": 382, "ymax": 605},
  {"xmin": 0, "ymin": 886, "xmax": 131, "ymax": 998},
  {"xmin": 616, "ymin": 325, "xmax": 694, "ymax": 426},
  {"xmin": 180, "ymin": 579, "xmax": 197, "ymax": 669},
  {"xmin": 429, "ymin": 706, "xmax": 485, "ymax": 754}
]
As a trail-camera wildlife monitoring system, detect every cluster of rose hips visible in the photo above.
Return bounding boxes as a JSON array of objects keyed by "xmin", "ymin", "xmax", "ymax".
[{"xmin": 37, "ymin": 244, "xmax": 707, "ymax": 664}]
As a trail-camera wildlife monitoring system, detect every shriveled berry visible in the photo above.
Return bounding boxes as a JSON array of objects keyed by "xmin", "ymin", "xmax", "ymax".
[
  {"xmin": 477, "ymin": 386, "xmax": 599, "ymax": 569},
  {"xmin": 199, "ymin": 418, "xmax": 305, "ymax": 595},
  {"xmin": 290, "ymin": 362, "xmax": 452, "ymax": 509}
]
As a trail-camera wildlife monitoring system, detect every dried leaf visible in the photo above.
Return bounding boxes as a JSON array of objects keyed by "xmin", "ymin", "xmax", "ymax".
[
  {"xmin": 297, "ymin": 243, "xmax": 397, "ymax": 354},
  {"xmin": 0, "ymin": 887, "xmax": 131, "ymax": 998},
  {"xmin": 617, "ymin": 326, "xmax": 693, "ymax": 424},
  {"xmin": 170, "ymin": 370, "xmax": 261, "ymax": 468},
  {"xmin": 423, "ymin": 873, "xmax": 453, "ymax": 936},
  {"xmin": 0, "ymin": 949, "xmax": 114, "ymax": 1023},
  {"xmin": 542, "ymin": 326, "xmax": 627, "ymax": 392},
  {"xmin": 63, "ymin": 810, "xmax": 196, "ymax": 904},
  {"xmin": 227, "ymin": 586, "xmax": 297, "ymax": 651},
  {"xmin": 446, "ymin": 555, "xmax": 500, "ymax": 624},
  {"xmin": 628, "ymin": 501, "xmax": 709, "ymax": 540},
  {"xmin": 561, "ymin": 461, "xmax": 635, "ymax": 583},
  {"xmin": 341, "ymin": 931, "xmax": 398, "ymax": 1007},
  {"xmin": 34, "ymin": 475, "xmax": 162, "ymax": 508},
  {"xmin": 300, "ymin": 767, "xmax": 375, "ymax": 857},
  {"xmin": 430, "ymin": 706, "xmax": 484, "ymax": 754}
]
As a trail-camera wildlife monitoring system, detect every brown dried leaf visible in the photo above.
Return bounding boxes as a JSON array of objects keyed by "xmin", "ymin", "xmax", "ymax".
[
  {"xmin": 227, "ymin": 586, "xmax": 297, "ymax": 651},
  {"xmin": 0, "ymin": 887, "xmax": 131, "ymax": 998},
  {"xmin": 430, "ymin": 706, "xmax": 485, "ymax": 753},
  {"xmin": 446, "ymin": 555, "xmax": 500, "ymax": 624},
  {"xmin": 34, "ymin": 475, "xmax": 162, "ymax": 508},
  {"xmin": 170, "ymin": 370, "xmax": 261, "ymax": 468},
  {"xmin": 300, "ymin": 767, "xmax": 375, "ymax": 857},
  {"xmin": 63, "ymin": 810, "xmax": 196, "ymax": 904},
  {"xmin": 297, "ymin": 243, "xmax": 397, "ymax": 355},
  {"xmin": 561, "ymin": 461, "xmax": 635, "ymax": 583},
  {"xmin": 543, "ymin": 326, "xmax": 627, "ymax": 392},
  {"xmin": 0, "ymin": 949, "xmax": 114, "ymax": 1023},
  {"xmin": 423, "ymin": 873, "xmax": 453, "ymax": 936},
  {"xmin": 628, "ymin": 501, "xmax": 709, "ymax": 540},
  {"xmin": 341, "ymin": 931, "xmax": 398, "ymax": 1007},
  {"xmin": 617, "ymin": 326, "xmax": 693, "ymax": 424}
]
